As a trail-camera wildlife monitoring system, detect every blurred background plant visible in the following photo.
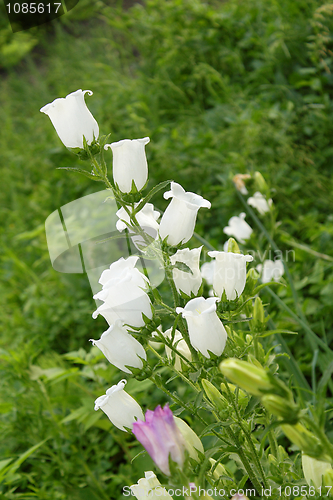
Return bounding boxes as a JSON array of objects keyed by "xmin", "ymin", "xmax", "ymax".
[{"xmin": 1, "ymin": 0, "xmax": 333, "ymax": 498}]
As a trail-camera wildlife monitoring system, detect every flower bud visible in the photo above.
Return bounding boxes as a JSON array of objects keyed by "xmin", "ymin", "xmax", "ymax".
[
  {"xmin": 281, "ymin": 424, "xmax": 326, "ymax": 459},
  {"xmin": 209, "ymin": 458, "xmax": 227, "ymax": 481},
  {"xmin": 261, "ymin": 394, "xmax": 299, "ymax": 424},
  {"xmin": 226, "ymin": 237, "xmax": 241, "ymax": 254},
  {"xmin": 219, "ymin": 358, "xmax": 273, "ymax": 397},
  {"xmin": 323, "ymin": 469, "xmax": 333, "ymax": 496},
  {"xmin": 202, "ymin": 379, "xmax": 228, "ymax": 412},
  {"xmin": 245, "ymin": 268, "xmax": 260, "ymax": 291},
  {"xmin": 251, "ymin": 297, "xmax": 265, "ymax": 330},
  {"xmin": 253, "ymin": 171, "xmax": 268, "ymax": 193},
  {"xmin": 302, "ymin": 453, "xmax": 332, "ymax": 489},
  {"xmin": 174, "ymin": 417, "xmax": 204, "ymax": 462}
]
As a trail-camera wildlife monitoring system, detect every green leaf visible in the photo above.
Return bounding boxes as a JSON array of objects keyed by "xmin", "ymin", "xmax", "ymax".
[
  {"xmin": 133, "ymin": 180, "xmax": 172, "ymax": 214},
  {"xmin": 172, "ymin": 261, "xmax": 193, "ymax": 274},
  {"xmin": 317, "ymin": 360, "xmax": 333, "ymax": 396},
  {"xmin": 57, "ymin": 167, "xmax": 104, "ymax": 182},
  {"xmin": 258, "ymin": 329, "xmax": 297, "ymax": 338}
]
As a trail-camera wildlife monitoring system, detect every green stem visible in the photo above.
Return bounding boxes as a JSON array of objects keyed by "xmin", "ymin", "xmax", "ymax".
[
  {"xmin": 224, "ymin": 426, "xmax": 264, "ymax": 494},
  {"xmin": 162, "ymin": 250, "xmax": 198, "ymax": 362},
  {"xmin": 224, "ymin": 383, "xmax": 269, "ymax": 489},
  {"xmin": 148, "ymin": 344, "xmax": 201, "ymax": 394}
]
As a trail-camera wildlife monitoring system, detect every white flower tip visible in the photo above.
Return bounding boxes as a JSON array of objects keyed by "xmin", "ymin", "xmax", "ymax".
[
  {"xmin": 83, "ymin": 90, "xmax": 93, "ymax": 96},
  {"xmin": 202, "ymin": 199, "xmax": 211, "ymax": 209},
  {"xmin": 104, "ymin": 144, "xmax": 112, "ymax": 151},
  {"xmin": 176, "ymin": 307, "xmax": 184, "ymax": 315}
]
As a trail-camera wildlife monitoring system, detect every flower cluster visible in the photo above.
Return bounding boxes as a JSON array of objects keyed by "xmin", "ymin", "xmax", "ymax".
[
  {"xmin": 40, "ymin": 89, "xmax": 258, "ymax": 481},
  {"xmin": 41, "ymin": 90, "xmax": 324, "ymax": 499}
]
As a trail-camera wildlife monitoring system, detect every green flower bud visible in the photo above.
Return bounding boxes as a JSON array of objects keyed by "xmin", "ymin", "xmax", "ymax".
[
  {"xmin": 323, "ymin": 469, "xmax": 333, "ymax": 497},
  {"xmin": 245, "ymin": 268, "xmax": 260, "ymax": 291},
  {"xmin": 261, "ymin": 394, "xmax": 299, "ymax": 424},
  {"xmin": 281, "ymin": 424, "xmax": 326, "ymax": 459},
  {"xmin": 209, "ymin": 458, "xmax": 227, "ymax": 481},
  {"xmin": 202, "ymin": 379, "xmax": 228, "ymax": 412},
  {"xmin": 219, "ymin": 358, "xmax": 273, "ymax": 397},
  {"xmin": 302, "ymin": 453, "xmax": 332, "ymax": 489},
  {"xmin": 227, "ymin": 237, "xmax": 241, "ymax": 254},
  {"xmin": 252, "ymin": 296, "xmax": 265, "ymax": 330},
  {"xmin": 254, "ymin": 171, "xmax": 268, "ymax": 193}
]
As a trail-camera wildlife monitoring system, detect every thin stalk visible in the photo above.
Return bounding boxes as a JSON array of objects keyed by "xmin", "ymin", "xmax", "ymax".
[
  {"xmin": 148, "ymin": 344, "xmax": 200, "ymax": 392},
  {"xmin": 224, "ymin": 383, "xmax": 269, "ymax": 489}
]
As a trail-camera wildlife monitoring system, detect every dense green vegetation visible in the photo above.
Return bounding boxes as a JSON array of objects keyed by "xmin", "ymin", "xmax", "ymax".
[{"xmin": 1, "ymin": 0, "xmax": 332, "ymax": 498}]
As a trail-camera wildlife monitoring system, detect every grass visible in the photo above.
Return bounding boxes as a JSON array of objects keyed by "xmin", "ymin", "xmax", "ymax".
[{"xmin": 0, "ymin": 0, "xmax": 333, "ymax": 498}]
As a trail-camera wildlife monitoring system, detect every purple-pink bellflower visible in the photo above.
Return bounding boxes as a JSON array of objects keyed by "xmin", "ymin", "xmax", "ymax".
[{"xmin": 132, "ymin": 404, "xmax": 186, "ymax": 475}]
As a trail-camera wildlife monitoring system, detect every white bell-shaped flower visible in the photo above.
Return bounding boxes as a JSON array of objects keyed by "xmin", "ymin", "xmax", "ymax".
[
  {"xmin": 94, "ymin": 379, "xmax": 144, "ymax": 431},
  {"xmin": 163, "ymin": 328, "xmax": 192, "ymax": 371},
  {"xmin": 105, "ymin": 137, "xmax": 150, "ymax": 193},
  {"xmin": 116, "ymin": 202, "xmax": 160, "ymax": 234},
  {"xmin": 93, "ymin": 256, "xmax": 152, "ymax": 327},
  {"xmin": 40, "ymin": 89, "xmax": 99, "ymax": 149},
  {"xmin": 130, "ymin": 471, "xmax": 173, "ymax": 500},
  {"xmin": 116, "ymin": 202, "xmax": 160, "ymax": 249},
  {"xmin": 200, "ymin": 260, "xmax": 216, "ymax": 286},
  {"xmin": 256, "ymin": 259, "xmax": 284, "ymax": 283},
  {"xmin": 170, "ymin": 246, "xmax": 202, "ymax": 296},
  {"xmin": 159, "ymin": 182, "xmax": 211, "ymax": 246},
  {"xmin": 208, "ymin": 251, "xmax": 253, "ymax": 300},
  {"xmin": 223, "ymin": 212, "xmax": 252, "ymax": 244},
  {"xmin": 247, "ymin": 191, "xmax": 272, "ymax": 215},
  {"xmin": 176, "ymin": 297, "xmax": 227, "ymax": 358},
  {"xmin": 90, "ymin": 320, "xmax": 146, "ymax": 373}
]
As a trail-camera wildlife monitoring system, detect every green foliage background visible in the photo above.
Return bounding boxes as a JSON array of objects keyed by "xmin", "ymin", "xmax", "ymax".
[{"xmin": 0, "ymin": 0, "xmax": 332, "ymax": 498}]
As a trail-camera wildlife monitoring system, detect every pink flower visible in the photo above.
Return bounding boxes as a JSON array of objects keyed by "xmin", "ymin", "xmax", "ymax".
[{"xmin": 132, "ymin": 404, "xmax": 186, "ymax": 475}]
